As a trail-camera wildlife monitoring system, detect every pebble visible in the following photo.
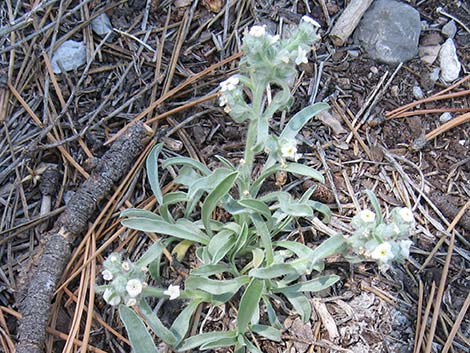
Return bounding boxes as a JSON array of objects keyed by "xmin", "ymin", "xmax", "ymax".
[
  {"xmin": 419, "ymin": 44, "xmax": 441, "ymax": 65},
  {"xmin": 412, "ymin": 86, "xmax": 424, "ymax": 99},
  {"xmin": 430, "ymin": 68, "xmax": 440, "ymax": 82},
  {"xmin": 370, "ymin": 66, "xmax": 378, "ymax": 74},
  {"xmin": 390, "ymin": 85, "xmax": 400, "ymax": 97},
  {"xmin": 91, "ymin": 13, "xmax": 113, "ymax": 37},
  {"xmin": 51, "ymin": 40, "xmax": 87, "ymax": 73},
  {"xmin": 439, "ymin": 112, "xmax": 453, "ymax": 123},
  {"xmin": 354, "ymin": 0, "xmax": 421, "ymax": 64},
  {"xmin": 439, "ymin": 38, "xmax": 461, "ymax": 82},
  {"xmin": 441, "ymin": 20, "xmax": 457, "ymax": 38}
]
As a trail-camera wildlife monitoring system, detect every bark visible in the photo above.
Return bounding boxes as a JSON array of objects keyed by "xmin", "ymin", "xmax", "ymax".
[{"xmin": 16, "ymin": 122, "xmax": 152, "ymax": 353}]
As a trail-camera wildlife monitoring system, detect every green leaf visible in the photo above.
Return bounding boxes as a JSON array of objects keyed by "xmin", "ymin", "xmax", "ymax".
[
  {"xmin": 136, "ymin": 241, "xmax": 164, "ymax": 269},
  {"xmin": 306, "ymin": 200, "xmax": 331, "ymax": 223},
  {"xmin": 242, "ymin": 337, "xmax": 263, "ymax": 353},
  {"xmin": 365, "ymin": 189, "xmax": 383, "ymax": 224},
  {"xmin": 309, "ymin": 235, "xmax": 346, "ymax": 271},
  {"xmin": 177, "ymin": 331, "xmax": 238, "ymax": 351},
  {"xmin": 170, "ymin": 300, "xmax": 201, "ymax": 344},
  {"xmin": 250, "ymin": 215, "xmax": 273, "ymax": 265},
  {"xmin": 238, "ymin": 199, "xmax": 272, "ymax": 221},
  {"xmin": 201, "ymin": 171, "xmax": 238, "ymax": 235},
  {"xmin": 191, "ymin": 263, "xmax": 233, "ymax": 276},
  {"xmin": 118, "ymin": 305, "xmax": 159, "ymax": 353},
  {"xmin": 280, "ymin": 102, "xmax": 329, "ymax": 141},
  {"xmin": 120, "ymin": 208, "xmax": 163, "ymax": 221},
  {"xmin": 231, "ymin": 222, "xmax": 249, "ymax": 261},
  {"xmin": 147, "ymin": 143, "xmax": 164, "ymax": 206},
  {"xmin": 185, "ymin": 276, "xmax": 250, "ymax": 295},
  {"xmin": 274, "ymin": 275, "xmax": 340, "ymax": 294},
  {"xmin": 208, "ymin": 230, "xmax": 235, "ymax": 263},
  {"xmin": 251, "ymin": 324, "xmax": 282, "ymax": 342},
  {"xmin": 162, "ymin": 156, "xmax": 211, "ymax": 175},
  {"xmin": 200, "ymin": 336, "xmax": 239, "ymax": 350},
  {"xmin": 273, "ymin": 241, "xmax": 313, "ymax": 258},
  {"xmin": 139, "ymin": 300, "xmax": 177, "ymax": 345},
  {"xmin": 237, "ymin": 279, "xmax": 264, "ymax": 334},
  {"xmin": 284, "ymin": 163, "xmax": 325, "ymax": 183},
  {"xmin": 249, "ymin": 263, "xmax": 298, "ymax": 279},
  {"xmin": 263, "ymin": 296, "xmax": 282, "ymax": 329},
  {"xmin": 215, "ymin": 155, "xmax": 237, "ymax": 171},
  {"xmin": 121, "ymin": 218, "xmax": 210, "ymax": 244},
  {"xmin": 284, "ymin": 292, "xmax": 311, "ymax": 322}
]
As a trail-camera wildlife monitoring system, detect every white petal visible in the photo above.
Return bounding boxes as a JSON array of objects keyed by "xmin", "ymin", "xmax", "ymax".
[
  {"xmin": 126, "ymin": 279, "xmax": 143, "ymax": 297},
  {"xmin": 102, "ymin": 269, "xmax": 113, "ymax": 281},
  {"xmin": 163, "ymin": 284, "xmax": 180, "ymax": 300},
  {"xmin": 249, "ymin": 25, "xmax": 266, "ymax": 37}
]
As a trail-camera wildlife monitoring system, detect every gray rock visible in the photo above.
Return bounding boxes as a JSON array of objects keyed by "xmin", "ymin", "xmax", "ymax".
[
  {"xmin": 91, "ymin": 13, "xmax": 113, "ymax": 37},
  {"xmin": 439, "ymin": 38, "xmax": 461, "ymax": 82},
  {"xmin": 439, "ymin": 112, "xmax": 453, "ymax": 123},
  {"xmin": 51, "ymin": 40, "xmax": 86, "ymax": 73},
  {"xmin": 354, "ymin": 0, "xmax": 421, "ymax": 64},
  {"xmin": 442, "ymin": 20, "xmax": 457, "ymax": 38},
  {"xmin": 412, "ymin": 86, "xmax": 424, "ymax": 99}
]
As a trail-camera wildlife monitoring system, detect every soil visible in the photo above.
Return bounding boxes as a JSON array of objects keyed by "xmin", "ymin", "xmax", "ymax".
[{"xmin": 0, "ymin": 1, "xmax": 469, "ymax": 353}]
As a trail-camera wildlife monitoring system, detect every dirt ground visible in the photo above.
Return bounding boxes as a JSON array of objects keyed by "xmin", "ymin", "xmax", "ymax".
[{"xmin": 0, "ymin": 1, "xmax": 469, "ymax": 353}]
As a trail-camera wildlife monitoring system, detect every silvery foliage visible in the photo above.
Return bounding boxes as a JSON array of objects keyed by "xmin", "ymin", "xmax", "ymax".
[{"xmin": 98, "ymin": 18, "xmax": 414, "ymax": 353}]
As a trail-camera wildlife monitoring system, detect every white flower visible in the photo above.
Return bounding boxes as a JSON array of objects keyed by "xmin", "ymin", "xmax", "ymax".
[
  {"xmin": 224, "ymin": 105, "xmax": 232, "ymax": 113},
  {"xmin": 371, "ymin": 242, "xmax": 394, "ymax": 262},
  {"xmin": 109, "ymin": 254, "xmax": 119, "ymax": 262},
  {"xmin": 126, "ymin": 298, "xmax": 137, "ymax": 306},
  {"xmin": 126, "ymin": 279, "xmax": 143, "ymax": 297},
  {"xmin": 398, "ymin": 208, "xmax": 414, "ymax": 223},
  {"xmin": 220, "ymin": 76, "xmax": 239, "ymax": 92},
  {"xmin": 102, "ymin": 269, "xmax": 113, "ymax": 281},
  {"xmin": 163, "ymin": 284, "xmax": 180, "ymax": 300},
  {"xmin": 218, "ymin": 94, "xmax": 228, "ymax": 106},
  {"xmin": 103, "ymin": 288, "xmax": 121, "ymax": 306},
  {"xmin": 141, "ymin": 266, "xmax": 148, "ymax": 273},
  {"xmin": 122, "ymin": 261, "xmax": 130, "ymax": 271},
  {"xmin": 239, "ymin": 158, "xmax": 246, "ymax": 166},
  {"xmin": 358, "ymin": 210, "xmax": 375, "ymax": 223},
  {"xmin": 248, "ymin": 25, "xmax": 266, "ymax": 37},
  {"xmin": 280, "ymin": 139, "xmax": 301, "ymax": 161},
  {"xmin": 301, "ymin": 16, "xmax": 321, "ymax": 28},
  {"xmin": 281, "ymin": 56, "xmax": 290, "ymax": 64},
  {"xmin": 295, "ymin": 47, "xmax": 309, "ymax": 65},
  {"xmin": 269, "ymin": 34, "xmax": 280, "ymax": 43},
  {"xmin": 399, "ymin": 240, "xmax": 413, "ymax": 258}
]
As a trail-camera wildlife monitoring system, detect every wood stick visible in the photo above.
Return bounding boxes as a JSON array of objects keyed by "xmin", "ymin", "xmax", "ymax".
[
  {"xmin": 16, "ymin": 122, "xmax": 152, "ymax": 353},
  {"xmin": 329, "ymin": 0, "xmax": 373, "ymax": 46}
]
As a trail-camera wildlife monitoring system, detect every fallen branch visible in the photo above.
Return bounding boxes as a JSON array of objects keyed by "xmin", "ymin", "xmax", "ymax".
[
  {"xmin": 329, "ymin": 0, "xmax": 373, "ymax": 46},
  {"xmin": 16, "ymin": 122, "xmax": 152, "ymax": 353}
]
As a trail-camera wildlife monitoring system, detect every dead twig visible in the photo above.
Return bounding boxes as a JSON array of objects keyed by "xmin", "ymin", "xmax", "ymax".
[{"xmin": 16, "ymin": 123, "xmax": 152, "ymax": 353}]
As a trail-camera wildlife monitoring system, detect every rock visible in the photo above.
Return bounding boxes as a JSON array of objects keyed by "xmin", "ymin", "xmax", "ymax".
[
  {"xmin": 354, "ymin": 0, "xmax": 421, "ymax": 64},
  {"xmin": 51, "ymin": 40, "xmax": 86, "ymax": 73},
  {"xmin": 439, "ymin": 38, "xmax": 461, "ymax": 82},
  {"xmin": 442, "ymin": 20, "xmax": 457, "ymax": 38},
  {"xmin": 370, "ymin": 66, "xmax": 378, "ymax": 74},
  {"xmin": 430, "ymin": 68, "xmax": 440, "ymax": 81},
  {"xmin": 91, "ymin": 13, "xmax": 113, "ymax": 37},
  {"xmin": 412, "ymin": 86, "xmax": 424, "ymax": 99},
  {"xmin": 419, "ymin": 44, "xmax": 441, "ymax": 65},
  {"xmin": 439, "ymin": 112, "xmax": 453, "ymax": 123}
]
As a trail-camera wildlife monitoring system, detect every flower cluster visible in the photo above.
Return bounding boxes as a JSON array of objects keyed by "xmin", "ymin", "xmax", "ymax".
[
  {"xmin": 97, "ymin": 253, "xmax": 147, "ymax": 306},
  {"xmin": 345, "ymin": 207, "xmax": 415, "ymax": 271},
  {"xmin": 218, "ymin": 16, "xmax": 320, "ymax": 123}
]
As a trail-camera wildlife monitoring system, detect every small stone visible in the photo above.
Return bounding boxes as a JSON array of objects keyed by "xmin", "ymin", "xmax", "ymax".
[
  {"xmin": 91, "ymin": 13, "xmax": 113, "ymax": 37},
  {"xmin": 347, "ymin": 50, "xmax": 360, "ymax": 58},
  {"xmin": 51, "ymin": 40, "xmax": 86, "ymax": 73},
  {"xmin": 430, "ymin": 68, "xmax": 440, "ymax": 81},
  {"xmin": 442, "ymin": 20, "xmax": 457, "ymax": 38},
  {"xmin": 370, "ymin": 66, "xmax": 379, "ymax": 74},
  {"xmin": 390, "ymin": 85, "xmax": 400, "ymax": 97},
  {"xmin": 439, "ymin": 112, "xmax": 453, "ymax": 123},
  {"xmin": 439, "ymin": 38, "xmax": 461, "ymax": 82},
  {"xmin": 412, "ymin": 86, "xmax": 424, "ymax": 99},
  {"xmin": 354, "ymin": 0, "xmax": 421, "ymax": 64},
  {"xmin": 419, "ymin": 45, "xmax": 441, "ymax": 65}
]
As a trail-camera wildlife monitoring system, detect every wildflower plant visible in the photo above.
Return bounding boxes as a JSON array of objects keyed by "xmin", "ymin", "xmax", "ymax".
[{"xmin": 98, "ymin": 18, "xmax": 415, "ymax": 353}]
